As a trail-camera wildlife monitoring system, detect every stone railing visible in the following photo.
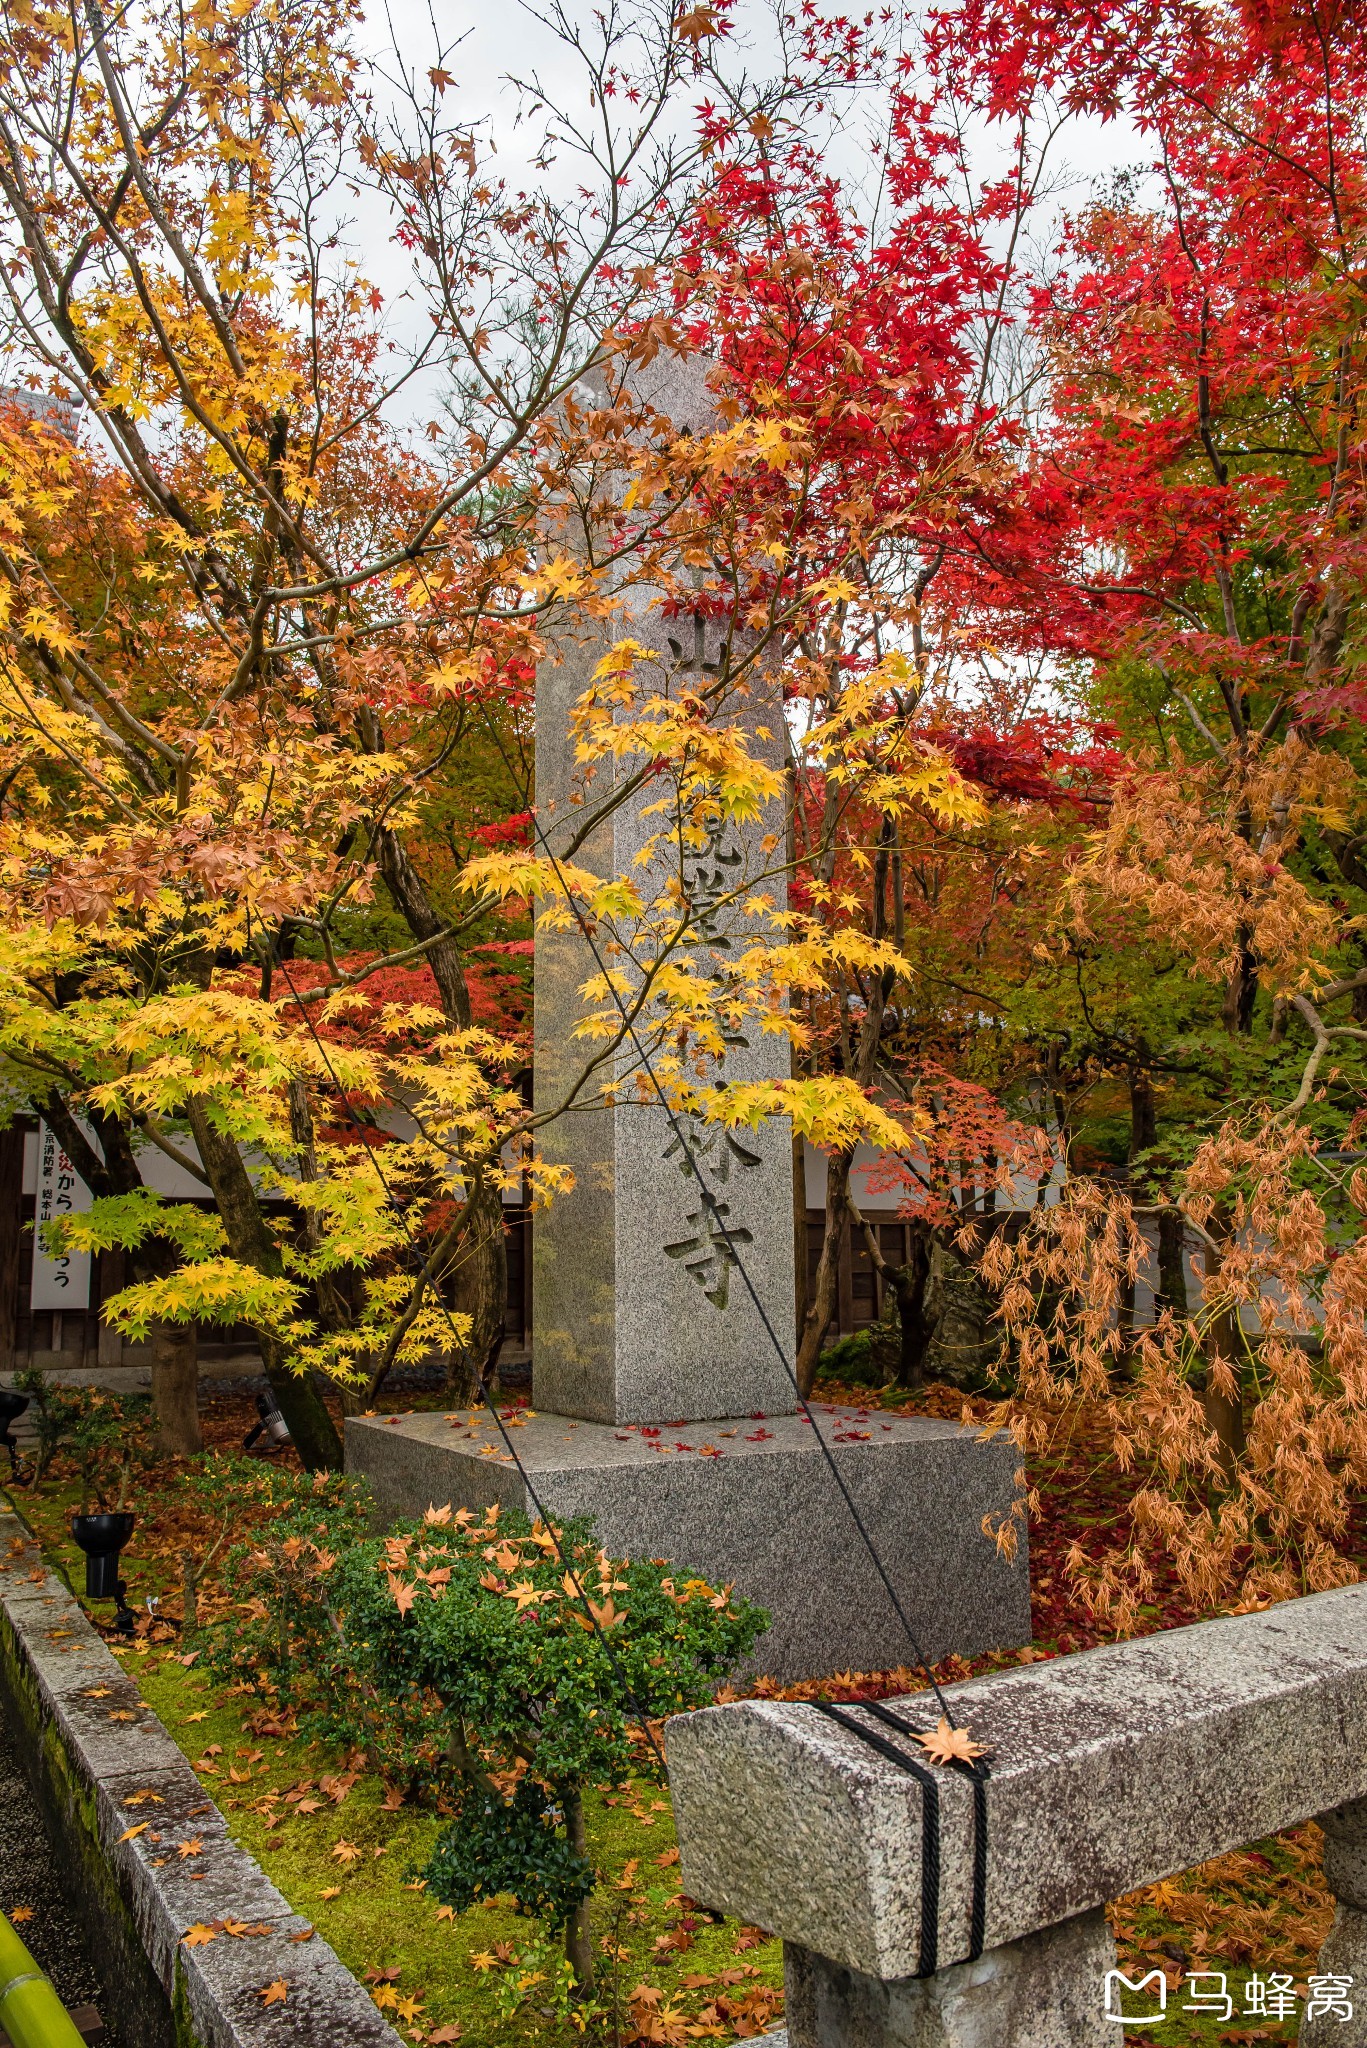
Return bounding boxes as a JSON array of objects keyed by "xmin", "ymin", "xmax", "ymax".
[
  {"xmin": 0, "ymin": 1497, "xmax": 402, "ymax": 2048},
  {"xmin": 665, "ymin": 1584, "xmax": 1367, "ymax": 2047}
]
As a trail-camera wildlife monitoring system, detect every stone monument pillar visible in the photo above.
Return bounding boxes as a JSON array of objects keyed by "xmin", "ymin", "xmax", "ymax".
[
  {"xmin": 346, "ymin": 356, "xmax": 1031, "ymax": 1679},
  {"xmin": 530, "ymin": 356, "xmax": 795, "ymax": 1428}
]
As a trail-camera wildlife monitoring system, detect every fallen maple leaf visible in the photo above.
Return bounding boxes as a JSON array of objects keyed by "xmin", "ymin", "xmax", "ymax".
[
  {"xmin": 184, "ymin": 1711, "xmax": 209, "ymax": 1723},
  {"xmin": 258, "ymin": 1979, "xmax": 287, "ymax": 2005},
  {"xmin": 469, "ymin": 1952, "xmax": 499, "ymax": 1972},
  {"xmin": 117, "ymin": 1823, "xmax": 150, "ymax": 1843},
  {"xmin": 10, "ymin": 1907, "xmax": 33, "ymax": 1924},
  {"xmin": 82, "ymin": 1687, "xmax": 113, "ymax": 1699},
  {"xmin": 656, "ymin": 1846, "xmax": 681, "ymax": 1867},
  {"xmin": 914, "ymin": 1718, "xmax": 988, "ymax": 1768},
  {"xmin": 182, "ymin": 1924, "xmax": 217, "ymax": 1948},
  {"xmin": 177, "ymin": 1839, "xmax": 203, "ymax": 1860},
  {"xmin": 289, "ymin": 1927, "xmax": 314, "ymax": 1943},
  {"xmin": 331, "ymin": 1839, "xmax": 361, "ymax": 1864},
  {"xmin": 429, "ymin": 2027, "xmax": 462, "ymax": 2043},
  {"xmin": 396, "ymin": 1995, "xmax": 425, "ymax": 2021}
]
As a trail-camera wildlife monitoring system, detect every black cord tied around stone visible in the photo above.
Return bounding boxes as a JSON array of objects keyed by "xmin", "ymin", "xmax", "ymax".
[{"xmin": 808, "ymin": 1698, "xmax": 990, "ymax": 1978}]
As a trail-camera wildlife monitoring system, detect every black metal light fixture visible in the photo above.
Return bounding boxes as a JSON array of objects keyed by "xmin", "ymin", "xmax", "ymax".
[
  {"xmin": 70, "ymin": 1512, "xmax": 136, "ymax": 1634},
  {"xmin": 242, "ymin": 1388, "xmax": 291, "ymax": 1453},
  {"xmin": 0, "ymin": 1387, "xmax": 29, "ymax": 1477}
]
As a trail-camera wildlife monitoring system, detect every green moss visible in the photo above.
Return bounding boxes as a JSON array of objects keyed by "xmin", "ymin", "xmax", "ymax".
[{"xmin": 136, "ymin": 1652, "xmax": 783, "ymax": 2047}]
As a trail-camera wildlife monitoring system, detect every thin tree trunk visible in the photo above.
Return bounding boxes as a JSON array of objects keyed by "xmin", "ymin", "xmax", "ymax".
[
  {"xmin": 444, "ymin": 1175, "xmax": 507, "ymax": 1403},
  {"xmin": 184, "ymin": 1097, "xmax": 343, "ymax": 1469},
  {"xmin": 180, "ymin": 1547, "xmax": 199, "ymax": 1642},
  {"xmin": 792, "ymin": 1128, "xmax": 809, "ymax": 1349},
  {"xmin": 1201, "ymin": 1213, "xmax": 1245, "ymax": 1484},
  {"xmin": 795, "ymin": 1148, "xmax": 853, "ymax": 1397},
  {"xmin": 563, "ymin": 1787, "xmax": 594, "ymax": 1993},
  {"xmin": 288, "ymin": 1077, "xmax": 364, "ymax": 1415},
  {"xmin": 373, "ymin": 824, "xmax": 508, "ymax": 1392},
  {"xmin": 890, "ymin": 1225, "xmax": 935, "ymax": 1389},
  {"xmin": 150, "ymin": 1320, "xmax": 201, "ymax": 1455}
]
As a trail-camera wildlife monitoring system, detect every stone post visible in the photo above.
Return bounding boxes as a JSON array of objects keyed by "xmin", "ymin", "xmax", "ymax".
[
  {"xmin": 783, "ymin": 1919, "xmax": 1116, "ymax": 2048},
  {"xmin": 532, "ymin": 355, "xmax": 796, "ymax": 1425},
  {"xmin": 1304, "ymin": 1798, "xmax": 1367, "ymax": 2046}
]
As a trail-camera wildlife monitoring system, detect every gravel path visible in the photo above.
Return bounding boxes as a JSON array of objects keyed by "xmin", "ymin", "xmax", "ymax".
[{"xmin": 0, "ymin": 1697, "xmax": 127, "ymax": 2046}]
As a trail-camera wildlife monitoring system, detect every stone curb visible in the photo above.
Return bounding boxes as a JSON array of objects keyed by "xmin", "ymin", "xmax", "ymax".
[{"xmin": 0, "ymin": 1500, "xmax": 405, "ymax": 2048}]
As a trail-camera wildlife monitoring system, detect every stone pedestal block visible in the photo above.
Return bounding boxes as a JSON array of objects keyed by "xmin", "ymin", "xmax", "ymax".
[
  {"xmin": 345, "ymin": 1404, "xmax": 1030, "ymax": 1681},
  {"xmin": 1303, "ymin": 1799, "xmax": 1367, "ymax": 2046},
  {"xmin": 783, "ymin": 1918, "xmax": 1115, "ymax": 2048}
]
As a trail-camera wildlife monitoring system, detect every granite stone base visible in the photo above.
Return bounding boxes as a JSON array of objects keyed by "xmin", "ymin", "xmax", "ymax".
[{"xmin": 345, "ymin": 1404, "xmax": 1030, "ymax": 1680}]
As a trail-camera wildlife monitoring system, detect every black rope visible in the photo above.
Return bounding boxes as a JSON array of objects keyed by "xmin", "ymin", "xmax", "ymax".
[
  {"xmin": 274, "ymin": 958, "xmax": 671, "ymax": 1777},
  {"xmin": 809, "ymin": 1697, "xmax": 992, "ymax": 1973},
  {"xmin": 855, "ymin": 1697, "xmax": 991, "ymax": 1964},
  {"xmin": 476, "ymin": 705, "xmax": 958, "ymax": 1723},
  {"xmin": 808, "ymin": 1701, "xmax": 941, "ymax": 1976}
]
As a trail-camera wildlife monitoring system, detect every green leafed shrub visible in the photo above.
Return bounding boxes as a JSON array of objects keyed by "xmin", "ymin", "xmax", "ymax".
[{"xmin": 207, "ymin": 1483, "xmax": 766, "ymax": 1987}]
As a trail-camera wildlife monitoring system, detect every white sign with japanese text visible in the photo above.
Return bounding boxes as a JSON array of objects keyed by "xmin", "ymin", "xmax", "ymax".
[{"xmin": 31, "ymin": 1121, "xmax": 92, "ymax": 1310}]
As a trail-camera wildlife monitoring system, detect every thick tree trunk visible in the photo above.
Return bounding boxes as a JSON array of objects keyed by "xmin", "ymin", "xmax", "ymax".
[
  {"xmin": 1156, "ymin": 1207, "xmax": 1188, "ymax": 1318},
  {"xmin": 184, "ymin": 1097, "xmax": 343, "ymax": 1469},
  {"xmin": 1203, "ymin": 1333, "xmax": 1246, "ymax": 1485},
  {"xmin": 1128, "ymin": 1065, "xmax": 1156, "ymax": 1162},
  {"xmin": 890, "ymin": 1226, "xmax": 935, "ymax": 1389},
  {"xmin": 150, "ymin": 1320, "xmax": 201, "ymax": 1456},
  {"xmin": 1221, "ymin": 934, "xmax": 1259, "ymax": 1035}
]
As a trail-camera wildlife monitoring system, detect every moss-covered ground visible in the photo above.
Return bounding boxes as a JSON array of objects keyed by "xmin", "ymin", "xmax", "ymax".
[{"xmin": 4, "ymin": 1377, "xmax": 1354, "ymax": 2044}]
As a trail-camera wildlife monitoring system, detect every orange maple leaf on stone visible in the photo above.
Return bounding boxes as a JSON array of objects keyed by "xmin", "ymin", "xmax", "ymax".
[
  {"xmin": 10, "ymin": 1907, "xmax": 33, "ymax": 1924},
  {"xmin": 258, "ymin": 1979, "xmax": 287, "ymax": 2005},
  {"xmin": 182, "ymin": 1924, "xmax": 217, "ymax": 1948},
  {"xmin": 914, "ymin": 1718, "xmax": 988, "ymax": 1768}
]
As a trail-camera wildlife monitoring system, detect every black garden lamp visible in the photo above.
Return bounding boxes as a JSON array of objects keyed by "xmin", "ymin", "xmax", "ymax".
[
  {"xmin": 242, "ymin": 1388, "xmax": 291, "ymax": 1453},
  {"xmin": 70, "ymin": 1511, "xmax": 136, "ymax": 1634},
  {"xmin": 0, "ymin": 1387, "xmax": 28, "ymax": 1477}
]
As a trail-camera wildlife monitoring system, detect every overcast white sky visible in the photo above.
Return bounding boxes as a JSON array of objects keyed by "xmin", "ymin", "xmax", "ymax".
[{"xmin": 341, "ymin": 0, "xmax": 1143, "ymax": 404}]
